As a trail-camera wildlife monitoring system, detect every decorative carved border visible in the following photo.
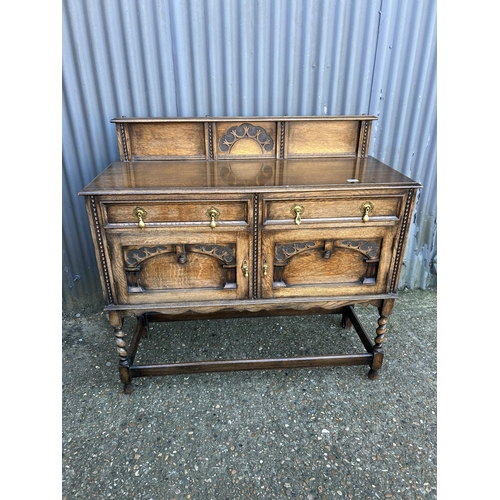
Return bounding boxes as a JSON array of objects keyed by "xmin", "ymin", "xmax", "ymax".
[
  {"xmin": 360, "ymin": 120, "xmax": 369, "ymax": 158},
  {"xmin": 125, "ymin": 246, "xmax": 168, "ymax": 266},
  {"xmin": 275, "ymin": 242, "xmax": 317, "ymax": 263},
  {"xmin": 124, "ymin": 244, "xmax": 235, "ymax": 267},
  {"xmin": 193, "ymin": 244, "xmax": 235, "ymax": 264},
  {"xmin": 274, "ymin": 240, "xmax": 379, "ymax": 264},
  {"xmin": 390, "ymin": 189, "xmax": 415, "ymax": 292},
  {"xmin": 252, "ymin": 194, "xmax": 259, "ymax": 299},
  {"xmin": 340, "ymin": 240, "xmax": 379, "ymax": 259},
  {"xmin": 207, "ymin": 122, "xmax": 214, "ymax": 160},
  {"xmin": 119, "ymin": 123, "xmax": 129, "ymax": 161},
  {"xmin": 90, "ymin": 196, "xmax": 114, "ymax": 304},
  {"xmin": 145, "ymin": 298, "xmax": 371, "ymax": 317},
  {"xmin": 279, "ymin": 121, "xmax": 285, "ymax": 159}
]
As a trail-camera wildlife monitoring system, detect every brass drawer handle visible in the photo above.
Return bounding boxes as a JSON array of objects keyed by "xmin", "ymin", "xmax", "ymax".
[
  {"xmin": 241, "ymin": 260, "xmax": 249, "ymax": 278},
  {"xmin": 360, "ymin": 202, "xmax": 374, "ymax": 223},
  {"xmin": 291, "ymin": 204, "xmax": 304, "ymax": 225},
  {"xmin": 262, "ymin": 259, "xmax": 268, "ymax": 276},
  {"xmin": 133, "ymin": 207, "xmax": 147, "ymax": 228},
  {"xmin": 206, "ymin": 207, "xmax": 220, "ymax": 229}
]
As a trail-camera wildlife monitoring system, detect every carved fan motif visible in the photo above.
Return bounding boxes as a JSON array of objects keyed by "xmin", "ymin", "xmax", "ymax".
[{"xmin": 218, "ymin": 123, "xmax": 274, "ymax": 154}]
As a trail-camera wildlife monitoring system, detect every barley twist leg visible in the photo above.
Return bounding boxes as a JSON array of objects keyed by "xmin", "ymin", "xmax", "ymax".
[
  {"xmin": 109, "ymin": 311, "xmax": 134, "ymax": 393},
  {"xmin": 368, "ymin": 299, "xmax": 394, "ymax": 380}
]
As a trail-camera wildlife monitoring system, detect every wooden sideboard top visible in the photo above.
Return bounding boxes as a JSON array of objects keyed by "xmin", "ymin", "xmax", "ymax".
[
  {"xmin": 79, "ymin": 157, "xmax": 421, "ymax": 195},
  {"xmin": 80, "ymin": 116, "xmax": 422, "ymax": 196}
]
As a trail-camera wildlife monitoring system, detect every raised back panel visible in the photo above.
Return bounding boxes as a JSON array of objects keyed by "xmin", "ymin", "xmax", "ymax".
[
  {"xmin": 285, "ymin": 120, "xmax": 360, "ymax": 158},
  {"xmin": 112, "ymin": 116, "xmax": 376, "ymax": 161},
  {"xmin": 128, "ymin": 122, "xmax": 206, "ymax": 160}
]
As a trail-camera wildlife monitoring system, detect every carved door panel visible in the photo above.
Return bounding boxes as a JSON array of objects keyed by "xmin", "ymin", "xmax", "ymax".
[
  {"xmin": 107, "ymin": 230, "xmax": 251, "ymax": 305},
  {"xmin": 260, "ymin": 226, "xmax": 398, "ymax": 299}
]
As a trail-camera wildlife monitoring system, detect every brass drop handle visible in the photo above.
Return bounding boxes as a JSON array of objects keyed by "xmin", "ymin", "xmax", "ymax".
[
  {"xmin": 133, "ymin": 207, "xmax": 147, "ymax": 228},
  {"xmin": 262, "ymin": 259, "xmax": 268, "ymax": 276},
  {"xmin": 360, "ymin": 202, "xmax": 374, "ymax": 223},
  {"xmin": 241, "ymin": 260, "xmax": 249, "ymax": 278},
  {"xmin": 206, "ymin": 207, "xmax": 220, "ymax": 229},
  {"xmin": 291, "ymin": 204, "xmax": 304, "ymax": 225}
]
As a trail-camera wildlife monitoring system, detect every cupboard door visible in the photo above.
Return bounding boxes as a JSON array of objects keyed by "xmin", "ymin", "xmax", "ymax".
[
  {"xmin": 260, "ymin": 226, "xmax": 397, "ymax": 299},
  {"xmin": 107, "ymin": 229, "xmax": 251, "ymax": 305}
]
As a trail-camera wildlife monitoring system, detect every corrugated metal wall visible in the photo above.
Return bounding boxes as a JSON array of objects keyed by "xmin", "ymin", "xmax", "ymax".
[{"xmin": 62, "ymin": 0, "xmax": 437, "ymax": 309}]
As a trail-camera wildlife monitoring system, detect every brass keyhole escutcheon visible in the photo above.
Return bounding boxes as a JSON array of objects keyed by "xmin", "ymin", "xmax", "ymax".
[
  {"xmin": 241, "ymin": 259, "xmax": 249, "ymax": 278},
  {"xmin": 291, "ymin": 204, "xmax": 304, "ymax": 225},
  {"xmin": 206, "ymin": 207, "xmax": 220, "ymax": 229},
  {"xmin": 262, "ymin": 259, "xmax": 268, "ymax": 277},
  {"xmin": 133, "ymin": 207, "xmax": 147, "ymax": 228},
  {"xmin": 360, "ymin": 202, "xmax": 374, "ymax": 223}
]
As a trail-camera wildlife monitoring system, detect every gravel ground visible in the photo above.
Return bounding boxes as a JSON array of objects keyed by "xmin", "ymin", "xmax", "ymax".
[{"xmin": 62, "ymin": 289, "xmax": 437, "ymax": 499}]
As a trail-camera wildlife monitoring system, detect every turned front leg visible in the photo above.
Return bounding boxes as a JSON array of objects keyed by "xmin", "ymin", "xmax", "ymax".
[
  {"xmin": 368, "ymin": 299, "xmax": 394, "ymax": 380},
  {"xmin": 108, "ymin": 311, "xmax": 134, "ymax": 393}
]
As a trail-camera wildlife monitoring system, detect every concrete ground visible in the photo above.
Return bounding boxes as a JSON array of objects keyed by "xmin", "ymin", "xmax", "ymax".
[{"xmin": 62, "ymin": 289, "xmax": 437, "ymax": 499}]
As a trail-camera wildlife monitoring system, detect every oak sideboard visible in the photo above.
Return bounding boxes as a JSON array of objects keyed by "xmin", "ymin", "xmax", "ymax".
[{"xmin": 79, "ymin": 116, "xmax": 422, "ymax": 393}]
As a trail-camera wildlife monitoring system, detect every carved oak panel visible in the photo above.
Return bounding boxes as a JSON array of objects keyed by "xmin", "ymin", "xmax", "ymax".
[
  {"xmin": 261, "ymin": 227, "xmax": 395, "ymax": 299},
  {"xmin": 215, "ymin": 122, "xmax": 277, "ymax": 159},
  {"xmin": 123, "ymin": 244, "xmax": 237, "ymax": 293},
  {"xmin": 105, "ymin": 230, "xmax": 251, "ymax": 304}
]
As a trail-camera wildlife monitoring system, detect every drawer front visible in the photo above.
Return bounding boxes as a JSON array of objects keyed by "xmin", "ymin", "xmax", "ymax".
[
  {"xmin": 263, "ymin": 195, "xmax": 402, "ymax": 225},
  {"xmin": 104, "ymin": 200, "xmax": 250, "ymax": 227}
]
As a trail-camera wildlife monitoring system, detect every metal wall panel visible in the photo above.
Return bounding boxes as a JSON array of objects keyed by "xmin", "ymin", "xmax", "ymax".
[
  {"xmin": 62, "ymin": 0, "xmax": 437, "ymax": 308},
  {"xmin": 369, "ymin": 0, "xmax": 437, "ymax": 289}
]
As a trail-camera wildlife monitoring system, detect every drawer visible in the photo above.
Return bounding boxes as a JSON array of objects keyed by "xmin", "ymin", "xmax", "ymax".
[
  {"xmin": 263, "ymin": 195, "xmax": 402, "ymax": 225},
  {"xmin": 104, "ymin": 200, "xmax": 250, "ymax": 227}
]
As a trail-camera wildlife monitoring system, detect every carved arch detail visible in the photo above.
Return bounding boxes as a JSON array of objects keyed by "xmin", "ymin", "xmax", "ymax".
[
  {"xmin": 125, "ymin": 246, "xmax": 168, "ymax": 267},
  {"xmin": 218, "ymin": 123, "xmax": 274, "ymax": 153},
  {"xmin": 339, "ymin": 240, "xmax": 379, "ymax": 259},
  {"xmin": 274, "ymin": 239, "xmax": 379, "ymax": 265},
  {"xmin": 124, "ymin": 244, "xmax": 235, "ymax": 268},
  {"xmin": 192, "ymin": 244, "xmax": 235, "ymax": 264},
  {"xmin": 275, "ymin": 241, "xmax": 318, "ymax": 263}
]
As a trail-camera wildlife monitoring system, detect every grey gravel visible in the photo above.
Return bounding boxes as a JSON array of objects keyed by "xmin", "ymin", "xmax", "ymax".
[{"xmin": 62, "ymin": 289, "xmax": 437, "ymax": 499}]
